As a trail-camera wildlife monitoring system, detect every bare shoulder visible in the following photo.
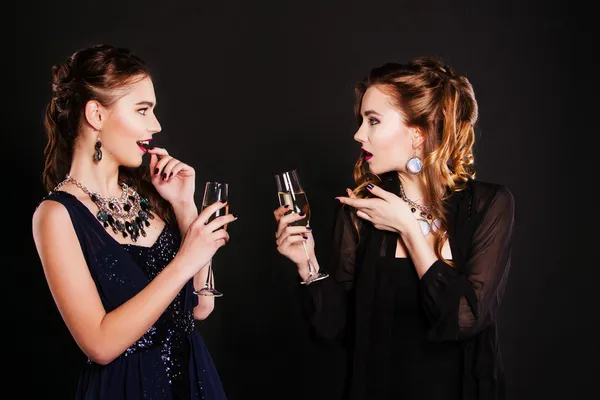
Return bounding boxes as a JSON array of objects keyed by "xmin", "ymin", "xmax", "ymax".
[
  {"xmin": 32, "ymin": 195, "xmax": 88, "ymax": 283},
  {"xmin": 32, "ymin": 197, "xmax": 72, "ymax": 237}
]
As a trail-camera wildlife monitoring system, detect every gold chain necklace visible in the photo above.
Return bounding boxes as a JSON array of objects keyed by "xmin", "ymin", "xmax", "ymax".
[{"xmin": 54, "ymin": 174, "xmax": 155, "ymax": 243}]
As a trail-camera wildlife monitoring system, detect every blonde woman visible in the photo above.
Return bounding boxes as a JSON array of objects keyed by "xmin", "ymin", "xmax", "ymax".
[{"xmin": 275, "ymin": 57, "xmax": 514, "ymax": 400}]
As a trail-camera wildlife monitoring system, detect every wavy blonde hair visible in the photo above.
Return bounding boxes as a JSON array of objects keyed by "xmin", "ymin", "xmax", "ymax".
[{"xmin": 351, "ymin": 57, "xmax": 478, "ymax": 262}]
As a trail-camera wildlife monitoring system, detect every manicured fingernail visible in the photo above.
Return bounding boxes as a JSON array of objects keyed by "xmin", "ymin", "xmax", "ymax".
[
  {"xmin": 336, "ymin": 197, "xmax": 341, "ymax": 202},
  {"xmin": 162, "ymin": 173, "xmax": 167, "ymax": 180},
  {"xmin": 306, "ymin": 226, "xmax": 312, "ymax": 230},
  {"xmin": 299, "ymin": 212, "xmax": 305, "ymax": 216},
  {"xmin": 367, "ymin": 184, "xmax": 374, "ymax": 189},
  {"xmin": 302, "ymin": 236, "xmax": 308, "ymax": 240},
  {"xmin": 284, "ymin": 205, "xmax": 289, "ymax": 208},
  {"xmin": 169, "ymin": 172, "xmax": 173, "ymax": 178},
  {"xmin": 154, "ymin": 168, "xmax": 159, "ymax": 174},
  {"xmin": 233, "ymin": 214, "xmax": 238, "ymax": 218}
]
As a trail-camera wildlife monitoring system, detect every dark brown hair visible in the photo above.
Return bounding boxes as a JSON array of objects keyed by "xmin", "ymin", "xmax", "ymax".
[
  {"xmin": 43, "ymin": 44, "xmax": 174, "ymax": 223},
  {"xmin": 352, "ymin": 56, "xmax": 478, "ymax": 262}
]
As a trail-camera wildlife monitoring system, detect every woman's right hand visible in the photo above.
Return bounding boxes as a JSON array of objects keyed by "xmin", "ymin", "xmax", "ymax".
[
  {"xmin": 176, "ymin": 201, "xmax": 237, "ymax": 279},
  {"xmin": 273, "ymin": 206, "xmax": 314, "ymax": 267}
]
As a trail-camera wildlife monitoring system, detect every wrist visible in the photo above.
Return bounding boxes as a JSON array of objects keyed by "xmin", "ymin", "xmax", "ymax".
[
  {"xmin": 397, "ymin": 219, "xmax": 421, "ymax": 238},
  {"xmin": 297, "ymin": 265, "xmax": 311, "ymax": 282},
  {"xmin": 393, "ymin": 213, "xmax": 411, "ymax": 235},
  {"xmin": 169, "ymin": 256, "xmax": 195, "ymax": 282},
  {"xmin": 297, "ymin": 259, "xmax": 319, "ymax": 280},
  {"xmin": 172, "ymin": 201, "xmax": 198, "ymax": 218}
]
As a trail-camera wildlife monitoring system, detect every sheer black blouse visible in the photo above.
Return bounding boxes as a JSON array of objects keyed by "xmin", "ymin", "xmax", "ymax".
[{"xmin": 301, "ymin": 172, "xmax": 515, "ymax": 400}]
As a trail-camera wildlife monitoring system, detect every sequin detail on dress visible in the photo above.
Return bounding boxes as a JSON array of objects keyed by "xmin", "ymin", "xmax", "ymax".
[{"xmin": 122, "ymin": 226, "xmax": 196, "ymax": 395}]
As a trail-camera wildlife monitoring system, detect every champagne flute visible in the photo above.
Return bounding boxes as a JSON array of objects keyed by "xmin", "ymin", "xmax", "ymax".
[
  {"xmin": 194, "ymin": 181, "xmax": 229, "ymax": 297},
  {"xmin": 274, "ymin": 169, "xmax": 328, "ymax": 285}
]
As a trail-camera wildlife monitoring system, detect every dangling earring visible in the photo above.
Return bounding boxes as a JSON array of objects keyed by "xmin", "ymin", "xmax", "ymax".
[
  {"xmin": 93, "ymin": 133, "xmax": 103, "ymax": 163},
  {"xmin": 406, "ymin": 147, "xmax": 423, "ymax": 174}
]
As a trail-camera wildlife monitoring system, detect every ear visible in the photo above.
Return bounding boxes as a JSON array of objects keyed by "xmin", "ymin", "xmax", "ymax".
[
  {"xmin": 412, "ymin": 128, "xmax": 426, "ymax": 149},
  {"xmin": 83, "ymin": 100, "xmax": 105, "ymax": 131}
]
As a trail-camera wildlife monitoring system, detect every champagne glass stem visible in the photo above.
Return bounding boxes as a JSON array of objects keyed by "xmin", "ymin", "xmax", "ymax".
[
  {"xmin": 204, "ymin": 259, "xmax": 213, "ymax": 289},
  {"xmin": 301, "ymin": 241, "xmax": 313, "ymax": 277}
]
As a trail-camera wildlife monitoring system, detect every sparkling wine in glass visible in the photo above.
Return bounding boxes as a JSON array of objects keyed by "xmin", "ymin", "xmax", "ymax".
[
  {"xmin": 275, "ymin": 169, "xmax": 328, "ymax": 284},
  {"xmin": 194, "ymin": 181, "xmax": 229, "ymax": 297}
]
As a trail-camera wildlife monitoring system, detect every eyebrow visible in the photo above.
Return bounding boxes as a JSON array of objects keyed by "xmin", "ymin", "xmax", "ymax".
[
  {"xmin": 364, "ymin": 109, "xmax": 382, "ymax": 116},
  {"xmin": 135, "ymin": 101, "xmax": 155, "ymax": 108}
]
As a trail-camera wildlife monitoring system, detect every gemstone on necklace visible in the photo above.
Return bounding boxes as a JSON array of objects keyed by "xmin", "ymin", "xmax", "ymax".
[
  {"xmin": 97, "ymin": 211, "xmax": 107, "ymax": 222},
  {"xmin": 140, "ymin": 198, "xmax": 150, "ymax": 212},
  {"xmin": 417, "ymin": 219, "xmax": 431, "ymax": 236}
]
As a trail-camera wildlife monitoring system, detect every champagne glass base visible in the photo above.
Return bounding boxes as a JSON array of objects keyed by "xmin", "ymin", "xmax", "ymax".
[
  {"xmin": 300, "ymin": 272, "xmax": 329, "ymax": 285},
  {"xmin": 194, "ymin": 287, "xmax": 223, "ymax": 297}
]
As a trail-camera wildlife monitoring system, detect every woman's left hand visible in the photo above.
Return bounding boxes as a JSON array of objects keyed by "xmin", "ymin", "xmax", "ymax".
[
  {"xmin": 148, "ymin": 147, "xmax": 195, "ymax": 207},
  {"xmin": 336, "ymin": 184, "xmax": 417, "ymax": 234}
]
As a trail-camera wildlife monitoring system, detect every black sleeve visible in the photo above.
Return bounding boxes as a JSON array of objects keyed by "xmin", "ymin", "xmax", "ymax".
[
  {"xmin": 419, "ymin": 185, "xmax": 515, "ymax": 341},
  {"xmin": 299, "ymin": 204, "xmax": 358, "ymax": 341}
]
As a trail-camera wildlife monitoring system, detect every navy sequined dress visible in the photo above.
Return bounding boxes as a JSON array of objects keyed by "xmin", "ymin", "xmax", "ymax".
[{"xmin": 42, "ymin": 191, "xmax": 227, "ymax": 400}]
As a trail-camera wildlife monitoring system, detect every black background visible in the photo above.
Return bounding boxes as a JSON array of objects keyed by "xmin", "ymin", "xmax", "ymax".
[{"xmin": 13, "ymin": 1, "xmax": 596, "ymax": 399}]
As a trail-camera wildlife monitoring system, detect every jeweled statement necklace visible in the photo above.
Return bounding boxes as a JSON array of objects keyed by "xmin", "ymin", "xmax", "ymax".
[
  {"xmin": 399, "ymin": 183, "xmax": 441, "ymax": 236},
  {"xmin": 54, "ymin": 174, "xmax": 154, "ymax": 243}
]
